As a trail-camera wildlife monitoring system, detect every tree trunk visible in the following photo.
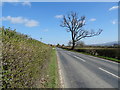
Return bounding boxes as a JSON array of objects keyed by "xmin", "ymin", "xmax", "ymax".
[{"xmin": 71, "ymin": 41, "xmax": 75, "ymax": 50}]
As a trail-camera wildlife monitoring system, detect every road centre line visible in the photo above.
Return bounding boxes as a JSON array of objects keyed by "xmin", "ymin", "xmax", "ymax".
[
  {"xmin": 70, "ymin": 51, "xmax": 118, "ymax": 64},
  {"xmin": 66, "ymin": 51, "xmax": 86, "ymax": 62},
  {"xmin": 67, "ymin": 52, "xmax": 72, "ymax": 55},
  {"xmin": 99, "ymin": 67, "xmax": 120, "ymax": 79},
  {"xmin": 73, "ymin": 55, "xmax": 86, "ymax": 62}
]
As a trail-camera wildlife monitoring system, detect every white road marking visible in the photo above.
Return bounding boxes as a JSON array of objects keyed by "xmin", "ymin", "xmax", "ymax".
[
  {"xmin": 67, "ymin": 53, "xmax": 71, "ymax": 55},
  {"xmin": 73, "ymin": 56, "xmax": 86, "ymax": 62},
  {"xmin": 56, "ymin": 51, "xmax": 65, "ymax": 88},
  {"xmin": 99, "ymin": 67, "xmax": 120, "ymax": 79}
]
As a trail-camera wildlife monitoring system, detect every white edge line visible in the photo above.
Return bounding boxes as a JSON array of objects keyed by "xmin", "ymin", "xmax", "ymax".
[
  {"xmin": 99, "ymin": 67, "xmax": 120, "ymax": 79},
  {"xmin": 56, "ymin": 51, "xmax": 65, "ymax": 88}
]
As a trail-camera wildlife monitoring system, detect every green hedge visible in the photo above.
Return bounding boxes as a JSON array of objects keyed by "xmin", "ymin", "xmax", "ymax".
[
  {"xmin": 2, "ymin": 27, "xmax": 52, "ymax": 88},
  {"xmin": 75, "ymin": 48, "xmax": 120, "ymax": 60},
  {"xmin": 62, "ymin": 46, "xmax": 119, "ymax": 60}
]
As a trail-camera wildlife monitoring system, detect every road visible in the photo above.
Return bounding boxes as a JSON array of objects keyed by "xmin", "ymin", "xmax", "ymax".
[{"xmin": 56, "ymin": 48, "xmax": 119, "ymax": 88}]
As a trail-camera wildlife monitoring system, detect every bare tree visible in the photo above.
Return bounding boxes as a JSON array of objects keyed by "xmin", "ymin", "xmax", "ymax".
[{"xmin": 60, "ymin": 12, "xmax": 102, "ymax": 50}]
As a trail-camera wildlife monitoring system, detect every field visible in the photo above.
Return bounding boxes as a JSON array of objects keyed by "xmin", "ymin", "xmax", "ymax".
[{"xmin": 1, "ymin": 27, "xmax": 59, "ymax": 88}]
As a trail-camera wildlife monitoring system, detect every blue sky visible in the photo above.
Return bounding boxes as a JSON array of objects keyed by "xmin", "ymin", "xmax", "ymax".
[{"xmin": 1, "ymin": 2, "xmax": 118, "ymax": 45}]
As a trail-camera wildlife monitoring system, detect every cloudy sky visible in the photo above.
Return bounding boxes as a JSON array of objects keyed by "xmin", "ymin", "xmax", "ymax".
[{"xmin": 1, "ymin": 2, "xmax": 118, "ymax": 45}]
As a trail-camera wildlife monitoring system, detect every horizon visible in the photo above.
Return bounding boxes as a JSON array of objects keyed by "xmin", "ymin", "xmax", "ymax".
[{"xmin": 1, "ymin": 2, "xmax": 118, "ymax": 45}]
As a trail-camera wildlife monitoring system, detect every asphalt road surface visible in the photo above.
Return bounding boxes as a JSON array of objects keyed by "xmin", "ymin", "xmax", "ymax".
[{"xmin": 56, "ymin": 48, "xmax": 119, "ymax": 88}]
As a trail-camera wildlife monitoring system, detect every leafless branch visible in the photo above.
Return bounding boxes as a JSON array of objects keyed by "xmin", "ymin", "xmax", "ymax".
[{"xmin": 60, "ymin": 12, "xmax": 103, "ymax": 49}]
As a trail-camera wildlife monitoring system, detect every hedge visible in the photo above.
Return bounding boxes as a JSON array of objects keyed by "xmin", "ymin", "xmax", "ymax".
[
  {"xmin": 1, "ymin": 27, "xmax": 52, "ymax": 88},
  {"xmin": 75, "ymin": 48, "xmax": 120, "ymax": 60}
]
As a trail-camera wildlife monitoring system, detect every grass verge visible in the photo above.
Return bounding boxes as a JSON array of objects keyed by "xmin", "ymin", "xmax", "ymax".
[{"xmin": 44, "ymin": 48, "xmax": 60, "ymax": 88}]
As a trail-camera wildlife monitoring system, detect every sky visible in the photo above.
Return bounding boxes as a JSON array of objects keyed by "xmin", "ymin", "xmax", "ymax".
[
  {"xmin": 1, "ymin": 0, "xmax": 120, "ymax": 2},
  {"xmin": 1, "ymin": 2, "xmax": 118, "ymax": 45}
]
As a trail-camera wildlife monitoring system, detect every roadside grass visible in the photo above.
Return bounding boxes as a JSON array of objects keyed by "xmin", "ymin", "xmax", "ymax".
[
  {"xmin": 44, "ymin": 48, "xmax": 60, "ymax": 88},
  {"xmin": 63, "ymin": 48, "xmax": 119, "ymax": 63}
]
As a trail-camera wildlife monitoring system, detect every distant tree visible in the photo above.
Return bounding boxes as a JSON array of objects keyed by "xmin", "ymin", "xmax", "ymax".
[
  {"xmin": 60, "ymin": 12, "xmax": 102, "ymax": 50},
  {"xmin": 62, "ymin": 44, "xmax": 65, "ymax": 47},
  {"xmin": 76, "ymin": 41, "xmax": 85, "ymax": 47},
  {"xmin": 56, "ymin": 43, "xmax": 60, "ymax": 47},
  {"xmin": 68, "ymin": 40, "xmax": 72, "ymax": 47}
]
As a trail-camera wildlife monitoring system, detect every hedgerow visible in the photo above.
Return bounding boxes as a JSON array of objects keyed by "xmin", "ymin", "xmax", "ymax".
[
  {"xmin": 74, "ymin": 48, "xmax": 119, "ymax": 60},
  {"xmin": 62, "ymin": 46, "xmax": 119, "ymax": 61},
  {"xmin": 1, "ymin": 27, "xmax": 52, "ymax": 88}
]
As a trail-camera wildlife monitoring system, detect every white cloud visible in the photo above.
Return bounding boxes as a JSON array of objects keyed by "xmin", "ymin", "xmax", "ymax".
[
  {"xmin": 25, "ymin": 20, "xmax": 39, "ymax": 27},
  {"xmin": 0, "ymin": 2, "xmax": 2, "ymax": 6},
  {"xmin": 1, "ymin": 0, "xmax": 19, "ymax": 7},
  {"xmin": 109, "ymin": 6, "xmax": 119, "ymax": 11},
  {"xmin": 111, "ymin": 20, "xmax": 117, "ymax": 24},
  {"xmin": 89, "ymin": 18, "xmax": 96, "ymax": 22},
  {"xmin": 2, "ymin": 0, "xmax": 31, "ymax": 7},
  {"xmin": 112, "ymin": 21, "xmax": 116, "ymax": 24},
  {"xmin": 43, "ymin": 29, "xmax": 48, "ymax": 32},
  {"xmin": 1, "ymin": 16, "xmax": 39, "ymax": 27},
  {"xmin": 55, "ymin": 15, "xmax": 63, "ymax": 19},
  {"xmin": 22, "ymin": 1, "xmax": 31, "ymax": 7},
  {"xmin": 3, "ymin": 0, "xmax": 19, "ymax": 2}
]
